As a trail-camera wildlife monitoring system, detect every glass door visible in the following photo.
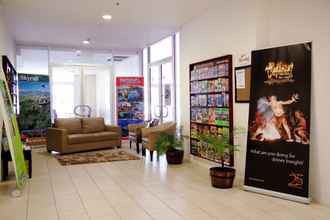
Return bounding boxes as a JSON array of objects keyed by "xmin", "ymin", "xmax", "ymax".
[
  {"xmin": 150, "ymin": 65, "xmax": 161, "ymax": 120},
  {"xmin": 161, "ymin": 62, "xmax": 175, "ymax": 122},
  {"xmin": 149, "ymin": 61, "xmax": 175, "ymax": 123}
]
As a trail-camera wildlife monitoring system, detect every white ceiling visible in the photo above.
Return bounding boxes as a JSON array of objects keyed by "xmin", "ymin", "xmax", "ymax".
[{"xmin": 2, "ymin": 0, "xmax": 218, "ymax": 52}]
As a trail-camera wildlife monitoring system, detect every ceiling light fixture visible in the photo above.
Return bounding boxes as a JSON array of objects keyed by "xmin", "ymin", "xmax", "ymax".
[
  {"xmin": 83, "ymin": 39, "xmax": 90, "ymax": 45},
  {"xmin": 76, "ymin": 50, "xmax": 81, "ymax": 56},
  {"xmin": 102, "ymin": 14, "xmax": 112, "ymax": 20}
]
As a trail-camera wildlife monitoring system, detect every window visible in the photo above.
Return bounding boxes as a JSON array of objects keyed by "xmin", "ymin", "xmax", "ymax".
[
  {"xmin": 51, "ymin": 66, "xmax": 81, "ymax": 118},
  {"xmin": 150, "ymin": 36, "xmax": 173, "ymax": 63}
]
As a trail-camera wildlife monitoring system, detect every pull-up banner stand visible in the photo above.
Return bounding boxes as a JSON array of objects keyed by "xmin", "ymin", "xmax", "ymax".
[
  {"xmin": 244, "ymin": 43, "xmax": 312, "ymax": 203},
  {"xmin": 0, "ymin": 67, "xmax": 28, "ymax": 195}
]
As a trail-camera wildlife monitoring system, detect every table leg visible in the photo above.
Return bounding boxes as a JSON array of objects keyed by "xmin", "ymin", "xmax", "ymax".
[
  {"xmin": 142, "ymin": 146, "xmax": 146, "ymax": 156},
  {"xmin": 28, "ymin": 159, "xmax": 32, "ymax": 178},
  {"xmin": 136, "ymin": 142, "xmax": 140, "ymax": 154},
  {"xmin": 3, "ymin": 159, "xmax": 8, "ymax": 181}
]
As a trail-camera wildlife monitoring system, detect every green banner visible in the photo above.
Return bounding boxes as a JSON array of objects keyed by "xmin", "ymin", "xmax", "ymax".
[{"xmin": 0, "ymin": 69, "xmax": 28, "ymax": 189}]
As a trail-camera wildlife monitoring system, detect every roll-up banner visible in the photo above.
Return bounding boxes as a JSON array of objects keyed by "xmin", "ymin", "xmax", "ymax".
[
  {"xmin": 18, "ymin": 73, "xmax": 51, "ymax": 137},
  {"xmin": 116, "ymin": 76, "xmax": 144, "ymax": 137},
  {"xmin": 244, "ymin": 43, "xmax": 312, "ymax": 203}
]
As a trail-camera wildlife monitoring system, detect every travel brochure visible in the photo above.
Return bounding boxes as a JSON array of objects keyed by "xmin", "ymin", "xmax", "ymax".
[
  {"xmin": 190, "ymin": 78, "xmax": 229, "ymax": 94},
  {"xmin": 191, "ymin": 93, "xmax": 229, "ymax": 107},
  {"xmin": 190, "ymin": 62, "xmax": 229, "ymax": 81},
  {"xmin": 191, "ymin": 123, "xmax": 229, "ymax": 139},
  {"xmin": 191, "ymin": 107, "xmax": 229, "ymax": 126},
  {"xmin": 190, "ymin": 138, "xmax": 231, "ymax": 164}
]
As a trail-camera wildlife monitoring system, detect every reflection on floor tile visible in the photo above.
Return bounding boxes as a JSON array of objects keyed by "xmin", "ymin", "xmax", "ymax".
[{"xmin": 0, "ymin": 141, "xmax": 329, "ymax": 220}]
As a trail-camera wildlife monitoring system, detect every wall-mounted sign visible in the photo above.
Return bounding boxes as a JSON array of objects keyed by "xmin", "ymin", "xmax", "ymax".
[{"xmin": 237, "ymin": 53, "xmax": 251, "ymax": 67}]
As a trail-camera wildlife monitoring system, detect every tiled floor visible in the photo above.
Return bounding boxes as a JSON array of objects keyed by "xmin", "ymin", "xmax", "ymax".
[{"xmin": 1, "ymin": 142, "xmax": 330, "ymax": 220}]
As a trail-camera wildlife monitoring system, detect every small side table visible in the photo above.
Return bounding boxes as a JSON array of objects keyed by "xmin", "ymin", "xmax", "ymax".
[{"xmin": 1, "ymin": 147, "xmax": 32, "ymax": 181}]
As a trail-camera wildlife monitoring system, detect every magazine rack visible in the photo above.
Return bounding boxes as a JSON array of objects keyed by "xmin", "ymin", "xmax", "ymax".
[
  {"xmin": 2, "ymin": 56, "xmax": 18, "ymax": 114},
  {"xmin": 189, "ymin": 55, "xmax": 234, "ymax": 165}
]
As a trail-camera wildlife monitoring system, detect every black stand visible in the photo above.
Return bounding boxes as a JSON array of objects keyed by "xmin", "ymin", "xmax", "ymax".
[{"xmin": 1, "ymin": 148, "xmax": 32, "ymax": 180}]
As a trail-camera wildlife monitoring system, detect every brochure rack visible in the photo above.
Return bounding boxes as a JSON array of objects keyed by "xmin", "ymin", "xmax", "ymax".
[{"xmin": 189, "ymin": 55, "xmax": 234, "ymax": 165}]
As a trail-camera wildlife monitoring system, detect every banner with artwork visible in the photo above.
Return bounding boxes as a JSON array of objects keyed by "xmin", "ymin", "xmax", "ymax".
[
  {"xmin": 18, "ymin": 74, "xmax": 51, "ymax": 138},
  {"xmin": 0, "ymin": 69, "xmax": 28, "ymax": 189},
  {"xmin": 116, "ymin": 77, "xmax": 144, "ymax": 136},
  {"xmin": 244, "ymin": 43, "xmax": 312, "ymax": 203}
]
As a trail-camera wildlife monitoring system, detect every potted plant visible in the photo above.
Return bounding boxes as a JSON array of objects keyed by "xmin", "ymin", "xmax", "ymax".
[
  {"xmin": 155, "ymin": 133, "xmax": 184, "ymax": 164},
  {"xmin": 198, "ymin": 133, "xmax": 237, "ymax": 188}
]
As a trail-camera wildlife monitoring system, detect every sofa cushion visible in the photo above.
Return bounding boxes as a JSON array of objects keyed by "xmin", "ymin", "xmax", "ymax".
[
  {"xmin": 68, "ymin": 131, "xmax": 119, "ymax": 145},
  {"xmin": 82, "ymin": 117, "xmax": 105, "ymax": 133},
  {"xmin": 54, "ymin": 118, "xmax": 82, "ymax": 134}
]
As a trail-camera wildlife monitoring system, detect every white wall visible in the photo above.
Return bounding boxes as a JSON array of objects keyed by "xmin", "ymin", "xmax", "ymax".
[
  {"xmin": 179, "ymin": 0, "xmax": 258, "ymax": 182},
  {"xmin": 264, "ymin": 0, "xmax": 330, "ymax": 208},
  {"xmin": 0, "ymin": 5, "xmax": 16, "ymax": 64},
  {"xmin": 179, "ymin": 0, "xmax": 330, "ymax": 206}
]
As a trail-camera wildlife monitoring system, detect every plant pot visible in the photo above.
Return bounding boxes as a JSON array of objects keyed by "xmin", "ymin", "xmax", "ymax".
[
  {"xmin": 166, "ymin": 149, "xmax": 184, "ymax": 164},
  {"xmin": 209, "ymin": 167, "xmax": 235, "ymax": 188}
]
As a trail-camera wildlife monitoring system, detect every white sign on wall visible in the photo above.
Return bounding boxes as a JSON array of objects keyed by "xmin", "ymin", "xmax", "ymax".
[{"xmin": 237, "ymin": 53, "xmax": 251, "ymax": 67}]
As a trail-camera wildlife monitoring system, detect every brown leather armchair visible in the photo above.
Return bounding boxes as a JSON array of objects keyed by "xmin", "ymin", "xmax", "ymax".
[
  {"xmin": 141, "ymin": 122, "xmax": 176, "ymax": 161},
  {"xmin": 128, "ymin": 119, "xmax": 160, "ymax": 154}
]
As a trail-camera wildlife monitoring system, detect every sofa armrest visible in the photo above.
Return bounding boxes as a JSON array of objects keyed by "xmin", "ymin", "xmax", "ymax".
[
  {"xmin": 105, "ymin": 125, "xmax": 121, "ymax": 135},
  {"xmin": 46, "ymin": 128, "xmax": 68, "ymax": 152}
]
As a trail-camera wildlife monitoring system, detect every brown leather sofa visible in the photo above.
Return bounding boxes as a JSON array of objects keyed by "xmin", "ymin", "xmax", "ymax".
[{"xmin": 47, "ymin": 117, "xmax": 121, "ymax": 154}]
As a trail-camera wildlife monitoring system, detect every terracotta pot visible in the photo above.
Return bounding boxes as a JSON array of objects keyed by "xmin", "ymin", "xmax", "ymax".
[
  {"xmin": 166, "ymin": 149, "xmax": 184, "ymax": 164},
  {"xmin": 209, "ymin": 167, "xmax": 235, "ymax": 188}
]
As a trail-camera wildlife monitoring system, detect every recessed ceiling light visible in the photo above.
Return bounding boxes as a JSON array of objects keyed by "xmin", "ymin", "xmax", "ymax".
[
  {"xmin": 82, "ymin": 39, "xmax": 90, "ymax": 45},
  {"xmin": 102, "ymin": 14, "xmax": 112, "ymax": 20}
]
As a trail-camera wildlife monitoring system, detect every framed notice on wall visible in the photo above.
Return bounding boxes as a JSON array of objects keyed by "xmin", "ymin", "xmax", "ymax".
[
  {"xmin": 235, "ymin": 65, "xmax": 251, "ymax": 103},
  {"xmin": 189, "ymin": 55, "xmax": 234, "ymax": 165}
]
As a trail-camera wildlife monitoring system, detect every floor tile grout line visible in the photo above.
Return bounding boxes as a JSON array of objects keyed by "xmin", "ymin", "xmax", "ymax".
[
  {"xmin": 108, "ymin": 159, "xmax": 215, "ymax": 220},
  {"xmin": 114, "ymin": 151, "xmax": 218, "ymax": 218},
  {"xmin": 83, "ymin": 165, "xmax": 124, "ymax": 220},
  {"xmin": 45, "ymin": 154, "xmax": 62, "ymax": 220},
  {"xmin": 99, "ymin": 163, "xmax": 156, "ymax": 220},
  {"xmin": 113, "ymin": 159, "xmax": 218, "ymax": 220},
  {"xmin": 65, "ymin": 165, "xmax": 92, "ymax": 220},
  {"xmin": 111, "ymin": 161, "xmax": 188, "ymax": 218},
  {"xmin": 25, "ymin": 178, "xmax": 31, "ymax": 220}
]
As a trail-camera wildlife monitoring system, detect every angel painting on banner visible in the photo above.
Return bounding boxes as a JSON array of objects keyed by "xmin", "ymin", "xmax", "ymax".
[{"xmin": 250, "ymin": 93, "xmax": 300, "ymax": 142}]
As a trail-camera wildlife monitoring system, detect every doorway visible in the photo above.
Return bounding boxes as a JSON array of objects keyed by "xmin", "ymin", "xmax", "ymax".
[{"xmin": 150, "ymin": 60, "xmax": 176, "ymax": 122}]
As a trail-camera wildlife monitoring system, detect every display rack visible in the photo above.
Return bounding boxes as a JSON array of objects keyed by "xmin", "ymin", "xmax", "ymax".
[
  {"xmin": 189, "ymin": 55, "xmax": 234, "ymax": 165},
  {"xmin": 2, "ymin": 56, "xmax": 18, "ymax": 114}
]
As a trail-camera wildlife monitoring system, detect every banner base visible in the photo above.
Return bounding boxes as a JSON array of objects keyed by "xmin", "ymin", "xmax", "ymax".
[{"xmin": 243, "ymin": 185, "xmax": 311, "ymax": 204}]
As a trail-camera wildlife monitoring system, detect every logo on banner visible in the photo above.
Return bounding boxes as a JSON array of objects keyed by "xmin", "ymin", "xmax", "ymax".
[
  {"xmin": 288, "ymin": 172, "xmax": 304, "ymax": 189},
  {"xmin": 264, "ymin": 62, "xmax": 294, "ymax": 85}
]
